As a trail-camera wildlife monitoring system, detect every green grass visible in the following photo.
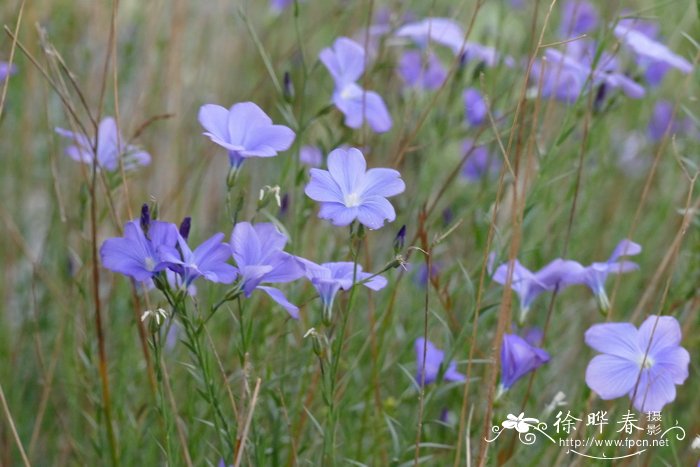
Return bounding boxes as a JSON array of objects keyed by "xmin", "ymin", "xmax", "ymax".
[{"xmin": 0, "ymin": 0, "xmax": 698, "ymax": 465}]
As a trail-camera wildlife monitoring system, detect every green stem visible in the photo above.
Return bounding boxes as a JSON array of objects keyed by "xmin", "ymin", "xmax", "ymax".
[{"xmin": 174, "ymin": 295, "xmax": 234, "ymax": 457}]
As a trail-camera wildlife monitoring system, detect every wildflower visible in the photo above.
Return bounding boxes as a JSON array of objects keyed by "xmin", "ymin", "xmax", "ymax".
[
  {"xmin": 319, "ymin": 37, "xmax": 392, "ymax": 133},
  {"xmin": 395, "ymin": 17, "xmax": 512, "ymax": 66},
  {"xmin": 398, "ymin": 50, "xmax": 447, "ymax": 90},
  {"xmin": 414, "ymin": 337, "xmax": 465, "ymax": 386},
  {"xmin": 56, "ymin": 117, "xmax": 151, "ymax": 171},
  {"xmin": 304, "ymin": 147, "xmax": 405, "ymax": 229},
  {"xmin": 647, "ymin": 100, "xmax": 676, "ymax": 141},
  {"xmin": 230, "ymin": 222, "xmax": 305, "ymax": 318},
  {"xmin": 0, "ymin": 61, "xmax": 17, "ymax": 81},
  {"xmin": 463, "ymin": 88, "xmax": 487, "ymax": 126},
  {"xmin": 300, "ymin": 145, "xmax": 323, "ymax": 167},
  {"xmin": 198, "ymin": 101, "xmax": 295, "ymax": 167},
  {"xmin": 584, "ymin": 315, "xmax": 690, "ymax": 412},
  {"xmin": 533, "ymin": 44, "xmax": 645, "ymax": 103},
  {"xmin": 395, "ymin": 17, "xmax": 465, "ymax": 55},
  {"xmin": 560, "ymin": 239, "xmax": 641, "ymax": 311},
  {"xmin": 159, "ymin": 231, "xmax": 238, "ymax": 287},
  {"xmin": 500, "ymin": 333, "xmax": 550, "ymax": 391},
  {"xmin": 100, "ymin": 220, "xmax": 178, "ymax": 281},
  {"xmin": 299, "ymin": 260, "xmax": 387, "ymax": 321},
  {"xmin": 614, "ymin": 23, "xmax": 692, "ymax": 76},
  {"xmin": 559, "ymin": 0, "xmax": 599, "ymax": 37},
  {"xmin": 461, "ymin": 140, "xmax": 499, "ymax": 181},
  {"xmin": 492, "ymin": 258, "xmax": 581, "ymax": 322}
]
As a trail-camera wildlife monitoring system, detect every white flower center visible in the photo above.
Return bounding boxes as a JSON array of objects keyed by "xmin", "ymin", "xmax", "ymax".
[
  {"xmin": 639, "ymin": 355, "xmax": 654, "ymax": 369},
  {"xmin": 344, "ymin": 192, "xmax": 362, "ymax": 208},
  {"xmin": 144, "ymin": 256, "xmax": 156, "ymax": 271}
]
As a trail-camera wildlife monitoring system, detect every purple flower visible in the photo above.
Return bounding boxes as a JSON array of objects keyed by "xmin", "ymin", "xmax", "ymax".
[
  {"xmin": 0, "ymin": 61, "xmax": 17, "ymax": 81},
  {"xmin": 398, "ymin": 50, "xmax": 447, "ymax": 90},
  {"xmin": 304, "ymin": 147, "xmax": 405, "ymax": 229},
  {"xmin": 300, "ymin": 145, "xmax": 323, "ymax": 167},
  {"xmin": 395, "ymin": 17, "xmax": 513, "ymax": 67},
  {"xmin": 461, "ymin": 140, "xmax": 499, "ymax": 181},
  {"xmin": 299, "ymin": 260, "xmax": 387, "ymax": 319},
  {"xmin": 559, "ymin": 0, "xmax": 598, "ymax": 37},
  {"xmin": 159, "ymin": 232, "xmax": 237, "ymax": 287},
  {"xmin": 585, "ymin": 315, "xmax": 690, "ymax": 412},
  {"xmin": 500, "ymin": 333, "xmax": 550, "ymax": 390},
  {"xmin": 463, "ymin": 88, "xmax": 487, "ymax": 126},
  {"xmin": 614, "ymin": 24, "xmax": 692, "ymax": 76},
  {"xmin": 647, "ymin": 100, "xmax": 677, "ymax": 141},
  {"xmin": 414, "ymin": 338, "xmax": 465, "ymax": 386},
  {"xmin": 319, "ymin": 37, "xmax": 392, "ymax": 133},
  {"xmin": 533, "ymin": 44, "xmax": 645, "ymax": 103},
  {"xmin": 560, "ymin": 239, "xmax": 641, "ymax": 311},
  {"xmin": 198, "ymin": 102, "xmax": 295, "ymax": 167},
  {"xmin": 100, "ymin": 220, "xmax": 178, "ymax": 282},
  {"xmin": 414, "ymin": 262, "xmax": 441, "ymax": 287},
  {"xmin": 230, "ymin": 222, "xmax": 305, "ymax": 318},
  {"xmin": 270, "ymin": 0, "xmax": 293, "ymax": 11},
  {"xmin": 56, "ymin": 117, "xmax": 151, "ymax": 172},
  {"xmin": 492, "ymin": 258, "xmax": 580, "ymax": 322},
  {"xmin": 395, "ymin": 18, "xmax": 466, "ymax": 55}
]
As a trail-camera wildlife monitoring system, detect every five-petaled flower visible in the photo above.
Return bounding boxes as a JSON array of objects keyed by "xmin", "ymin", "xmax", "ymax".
[
  {"xmin": 230, "ymin": 222, "xmax": 305, "ymax": 318},
  {"xmin": 198, "ymin": 101, "xmax": 295, "ymax": 167},
  {"xmin": 299, "ymin": 259, "xmax": 387, "ymax": 321},
  {"xmin": 100, "ymin": 219, "xmax": 178, "ymax": 281},
  {"xmin": 558, "ymin": 239, "xmax": 641, "ymax": 311},
  {"xmin": 585, "ymin": 315, "xmax": 690, "ymax": 412},
  {"xmin": 56, "ymin": 117, "xmax": 151, "ymax": 172},
  {"xmin": 492, "ymin": 258, "xmax": 581, "ymax": 322},
  {"xmin": 414, "ymin": 337, "xmax": 466, "ymax": 386},
  {"xmin": 319, "ymin": 37, "xmax": 392, "ymax": 133},
  {"xmin": 304, "ymin": 147, "xmax": 405, "ymax": 230}
]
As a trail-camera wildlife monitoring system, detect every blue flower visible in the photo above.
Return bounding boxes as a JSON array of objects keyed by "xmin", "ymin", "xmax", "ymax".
[
  {"xmin": 500, "ymin": 333, "xmax": 550, "ymax": 390},
  {"xmin": 198, "ymin": 102, "xmax": 295, "ymax": 167},
  {"xmin": 492, "ymin": 258, "xmax": 581, "ymax": 322},
  {"xmin": 56, "ymin": 117, "xmax": 151, "ymax": 172},
  {"xmin": 559, "ymin": 239, "xmax": 641, "ymax": 311},
  {"xmin": 230, "ymin": 222, "xmax": 305, "ymax": 318},
  {"xmin": 319, "ymin": 37, "xmax": 392, "ymax": 133},
  {"xmin": 159, "ymin": 232, "xmax": 238, "ymax": 287},
  {"xmin": 299, "ymin": 259, "xmax": 387, "ymax": 319},
  {"xmin": 100, "ymin": 220, "xmax": 178, "ymax": 282},
  {"xmin": 304, "ymin": 147, "xmax": 405, "ymax": 229},
  {"xmin": 414, "ymin": 338, "xmax": 465, "ymax": 386},
  {"xmin": 585, "ymin": 315, "xmax": 690, "ymax": 412}
]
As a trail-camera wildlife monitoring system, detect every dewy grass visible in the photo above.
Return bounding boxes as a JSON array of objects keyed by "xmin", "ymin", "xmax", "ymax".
[{"xmin": 0, "ymin": 0, "xmax": 698, "ymax": 465}]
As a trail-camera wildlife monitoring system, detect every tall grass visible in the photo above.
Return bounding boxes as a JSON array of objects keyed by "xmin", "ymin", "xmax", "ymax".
[{"xmin": 0, "ymin": 0, "xmax": 698, "ymax": 465}]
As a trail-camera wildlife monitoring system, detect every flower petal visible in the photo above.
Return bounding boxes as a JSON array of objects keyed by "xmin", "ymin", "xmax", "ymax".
[
  {"xmin": 305, "ymin": 168, "xmax": 343, "ymax": 203},
  {"xmin": 584, "ymin": 322, "xmax": 640, "ymax": 359},
  {"xmin": 256, "ymin": 286, "xmax": 299, "ymax": 319},
  {"xmin": 637, "ymin": 315, "xmax": 682, "ymax": 356},
  {"xmin": 356, "ymin": 196, "xmax": 396, "ymax": 229},
  {"xmin": 362, "ymin": 168, "xmax": 405, "ymax": 198},
  {"xmin": 318, "ymin": 202, "xmax": 359, "ymax": 226},
  {"xmin": 327, "ymin": 147, "xmax": 366, "ymax": 196},
  {"xmin": 585, "ymin": 354, "xmax": 639, "ymax": 399}
]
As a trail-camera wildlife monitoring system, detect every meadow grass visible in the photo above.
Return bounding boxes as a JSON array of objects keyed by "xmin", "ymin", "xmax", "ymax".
[{"xmin": 0, "ymin": 0, "xmax": 698, "ymax": 465}]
